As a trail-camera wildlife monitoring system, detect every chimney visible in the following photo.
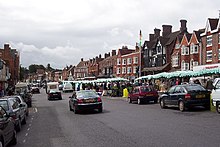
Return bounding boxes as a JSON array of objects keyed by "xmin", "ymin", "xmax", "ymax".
[
  {"xmin": 112, "ymin": 50, "xmax": 116, "ymax": 56},
  {"xmin": 104, "ymin": 53, "xmax": 108, "ymax": 58},
  {"xmin": 99, "ymin": 54, "xmax": 102, "ymax": 58},
  {"xmin": 180, "ymin": 19, "xmax": 187, "ymax": 33},
  {"xmin": 162, "ymin": 25, "xmax": 172, "ymax": 37},
  {"xmin": 108, "ymin": 52, "xmax": 111, "ymax": 57},
  {"xmin": 154, "ymin": 28, "xmax": 161, "ymax": 38},
  {"xmin": 149, "ymin": 34, "xmax": 154, "ymax": 41},
  {"xmin": 4, "ymin": 44, "xmax": 10, "ymax": 50},
  {"xmin": 81, "ymin": 58, "xmax": 83, "ymax": 62}
]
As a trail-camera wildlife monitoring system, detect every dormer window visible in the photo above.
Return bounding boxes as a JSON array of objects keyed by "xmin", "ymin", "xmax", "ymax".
[
  {"xmin": 175, "ymin": 43, "xmax": 180, "ymax": 49},
  {"xmin": 190, "ymin": 44, "xmax": 199, "ymax": 54}
]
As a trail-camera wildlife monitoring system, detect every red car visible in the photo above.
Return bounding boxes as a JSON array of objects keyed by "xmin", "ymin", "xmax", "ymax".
[{"xmin": 128, "ymin": 86, "xmax": 159, "ymax": 104}]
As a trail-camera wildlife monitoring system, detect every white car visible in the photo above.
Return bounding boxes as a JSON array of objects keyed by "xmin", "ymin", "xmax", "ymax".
[
  {"xmin": 211, "ymin": 78, "xmax": 220, "ymax": 113},
  {"xmin": 62, "ymin": 83, "xmax": 73, "ymax": 93}
]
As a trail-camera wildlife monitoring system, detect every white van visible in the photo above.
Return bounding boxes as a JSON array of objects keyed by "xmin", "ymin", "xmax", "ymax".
[{"xmin": 211, "ymin": 78, "xmax": 220, "ymax": 113}]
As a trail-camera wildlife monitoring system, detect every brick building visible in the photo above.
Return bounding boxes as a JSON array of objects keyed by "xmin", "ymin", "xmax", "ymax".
[
  {"xmin": 0, "ymin": 44, "xmax": 20, "ymax": 85},
  {"xmin": 74, "ymin": 58, "xmax": 89, "ymax": 80},
  {"xmin": 98, "ymin": 50, "xmax": 117, "ymax": 78}
]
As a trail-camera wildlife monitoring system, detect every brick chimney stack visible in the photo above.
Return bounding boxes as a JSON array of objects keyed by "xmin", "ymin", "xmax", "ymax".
[
  {"xmin": 154, "ymin": 28, "xmax": 161, "ymax": 38},
  {"xmin": 149, "ymin": 34, "xmax": 154, "ymax": 41},
  {"xmin": 112, "ymin": 50, "xmax": 116, "ymax": 56},
  {"xmin": 180, "ymin": 19, "xmax": 187, "ymax": 33},
  {"xmin": 162, "ymin": 25, "xmax": 172, "ymax": 37},
  {"xmin": 81, "ymin": 58, "xmax": 83, "ymax": 62}
]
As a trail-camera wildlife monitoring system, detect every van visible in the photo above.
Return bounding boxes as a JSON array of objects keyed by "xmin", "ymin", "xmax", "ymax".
[
  {"xmin": 211, "ymin": 78, "xmax": 220, "ymax": 113},
  {"xmin": 47, "ymin": 82, "xmax": 62, "ymax": 100}
]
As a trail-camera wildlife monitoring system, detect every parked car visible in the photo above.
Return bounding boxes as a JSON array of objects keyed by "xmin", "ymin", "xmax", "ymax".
[
  {"xmin": 0, "ymin": 97, "xmax": 27, "ymax": 132},
  {"xmin": 47, "ymin": 82, "xmax": 62, "ymax": 100},
  {"xmin": 63, "ymin": 82, "xmax": 74, "ymax": 93},
  {"xmin": 211, "ymin": 78, "xmax": 220, "ymax": 113},
  {"xmin": 15, "ymin": 82, "xmax": 32, "ymax": 107},
  {"xmin": 12, "ymin": 95, "xmax": 29, "ymax": 116},
  {"xmin": 128, "ymin": 86, "xmax": 159, "ymax": 104},
  {"xmin": 0, "ymin": 106, "xmax": 17, "ymax": 147},
  {"xmin": 31, "ymin": 84, "xmax": 40, "ymax": 94},
  {"xmin": 159, "ymin": 84, "xmax": 211, "ymax": 112},
  {"xmin": 69, "ymin": 90, "xmax": 103, "ymax": 114}
]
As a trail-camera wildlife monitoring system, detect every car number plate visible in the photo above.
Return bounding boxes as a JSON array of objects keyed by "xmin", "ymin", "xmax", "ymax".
[
  {"xmin": 85, "ymin": 99, "xmax": 95, "ymax": 103},
  {"xmin": 196, "ymin": 94, "xmax": 205, "ymax": 98}
]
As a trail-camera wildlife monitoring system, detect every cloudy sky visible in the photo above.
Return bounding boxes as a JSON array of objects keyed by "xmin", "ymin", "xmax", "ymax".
[{"xmin": 0, "ymin": 0, "xmax": 219, "ymax": 69}]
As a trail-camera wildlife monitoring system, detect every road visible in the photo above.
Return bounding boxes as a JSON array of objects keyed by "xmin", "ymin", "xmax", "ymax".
[{"xmin": 14, "ymin": 88, "xmax": 220, "ymax": 147}]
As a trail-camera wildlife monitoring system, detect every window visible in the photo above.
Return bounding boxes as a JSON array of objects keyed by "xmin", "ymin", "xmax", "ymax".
[
  {"xmin": 206, "ymin": 50, "xmax": 212, "ymax": 61},
  {"xmin": 219, "ymin": 33, "xmax": 220, "ymax": 44},
  {"xmin": 175, "ymin": 43, "xmax": 180, "ymax": 49},
  {"xmin": 133, "ymin": 57, "xmax": 138, "ymax": 64},
  {"xmin": 127, "ymin": 67, "xmax": 132, "ymax": 74},
  {"xmin": 218, "ymin": 49, "xmax": 220, "ymax": 60},
  {"xmin": 190, "ymin": 44, "xmax": 199, "ymax": 54},
  {"xmin": 117, "ymin": 68, "xmax": 121, "ymax": 74},
  {"xmin": 133, "ymin": 66, "xmax": 137, "ymax": 74},
  {"xmin": 122, "ymin": 59, "xmax": 126, "ymax": 65},
  {"xmin": 117, "ymin": 58, "xmax": 121, "ymax": 65},
  {"xmin": 156, "ymin": 44, "xmax": 162, "ymax": 54},
  {"xmin": 181, "ymin": 60, "xmax": 189, "ymax": 71},
  {"xmin": 181, "ymin": 46, "xmax": 189, "ymax": 55},
  {"xmin": 122, "ymin": 67, "xmax": 126, "ymax": 74},
  {"xmin": 193, "ymin": 61, "xmax": 198, "ymax": 66},
  {"xmin": 172, "ymin": 55, "xmax": 179, "ymax": 67},
  {"xmin": 206, "ymin": 35, "xmax": 212, "ymax": 46},
  {"xmin": 127, "ymin": 58, "xmax": 132, "ymax": 65}
]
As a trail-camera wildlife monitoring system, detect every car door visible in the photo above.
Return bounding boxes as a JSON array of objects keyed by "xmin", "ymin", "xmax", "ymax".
[
  {"xmin": 0, "ymin": 106, "xmax": 14, "ymax": 145},
  {"xmin": 15, "ymin": 97, "xmax": 26, "ymax": 118},
  {"xmin": 132, "ymin": 88, "xmax": 140, "ymax": 101},
  {"xmin": 170, "ymin": 86, "xmax": 182, "ymax": 106},
  {"xmin": 165, "ymin": 86, "xmax": 176, "ymax": 105}
]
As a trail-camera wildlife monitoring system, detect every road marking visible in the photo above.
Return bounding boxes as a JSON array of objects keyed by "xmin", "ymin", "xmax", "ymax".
[
  {"xmin": 25, "ymin": 133, "xmax": 28, "ymax": 136},
  {"xmin": 27, "ymin": 128, "xmax": 30, "ymax": 131},
  {"xmin": 34, "ymin": 108, "xmax": 38, "ymax": 113},
  {"xmin": 23, "ymin": 140, "xmax": 26, "ymax": 143},
  {"xmin": 29, "ymin": 124, "xmax": 32, "ymax": 127}
]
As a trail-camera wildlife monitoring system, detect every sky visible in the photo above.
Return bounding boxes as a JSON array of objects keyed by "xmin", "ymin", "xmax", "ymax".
[{"xmin": 0, "ymin": 0, "xmax": 219, "ymax": 69}]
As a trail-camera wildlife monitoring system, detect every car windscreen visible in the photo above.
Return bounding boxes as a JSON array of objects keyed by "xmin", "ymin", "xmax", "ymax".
[
  {"xmin": 77, "ymin": 91, "xmax": 98, "ymax": 99},
  {"xmin": 185, "ymin": 85, "xmax": 206, "ymax": 92},
  {"xmin": 140, "ymin": 87, "xmax": 152, "ymax": 92},
  {"xmin": 0, "ymin": 100, "xmax": 9, "ymax": 111}
]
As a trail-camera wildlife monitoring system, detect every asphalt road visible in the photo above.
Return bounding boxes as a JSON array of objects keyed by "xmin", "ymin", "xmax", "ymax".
[{"xmin": 14, "ymin": 88, "xmax": 220, "ymax": 147}]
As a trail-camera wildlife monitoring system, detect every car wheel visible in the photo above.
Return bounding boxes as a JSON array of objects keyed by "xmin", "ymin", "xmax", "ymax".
[
  {"xmin": 10, "ymin": 130, "xmax": 17, "ymax": 145},
  {"xmin": 0, "ymin": 140, "xmax": 3, "ymax": 147},
  {"xmin": 216, "ymin": 102, "xmax": 220, "ymax": 114},
  {"xmin": 74, "ymin": 106, "xmax": 78, "ymax": 114},
  {"xmin": 69, "ymin": 104, "xmax": 73, "ymax": 111},
  {"xmin": 22, "ymin": 116, "xmax": 26, "ymax": 125},
  {"xmin": 128, "ymin": 98, "xmax": 132, "ymax": 103},
  {"xmin": 160, "ymin": 99, "xmax": 166, "ymax": 108},
  {"xmin": 16, "ymin": 119, "xmax": 22, "ymax": 132},
  {"xmin": 98, "ymin": 108, "xmax": 103, "ymax": 113},
  {"xmin": 179, "ymin": 101, "xmax": 185, "ymax": 112},
  {"xmin": 137, "ymin": 98, "xmax": 141, "ymax": 105}
]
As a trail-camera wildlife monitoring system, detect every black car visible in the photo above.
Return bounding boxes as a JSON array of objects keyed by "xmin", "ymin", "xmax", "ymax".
[
  {"xmin": 69, "ymin": 90, "xmax": 103, "ymax": 114},
  {"xmin": 0, "ymin": 106, "xmax": 17, "ymax": 147},
  {"xmin": 0, "ymin": 97, "xmax": 27, "ymax": 132},
  {"xmin": 159, "ymin": 84, "xmax": 211, "ymax": 111}
]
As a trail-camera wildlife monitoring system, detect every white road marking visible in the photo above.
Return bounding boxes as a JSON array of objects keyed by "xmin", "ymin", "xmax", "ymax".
[
  {"xmin": 29, "ymin": 124, "xmax": 32, "ymax": 127},
  {"xmin": 23, "ymin": 140, "xmax": 26, "ymax": 143},
  {"xmin": 25, "ymin": 133, "xmax": 28, "ymax": 136},
  {"xmin": 35, "ymin": 108, "xmax": 38, "ymax": 112},
  {"xmin": 27, "ymin": 128, "xmax": 30, "ymax": 131}
]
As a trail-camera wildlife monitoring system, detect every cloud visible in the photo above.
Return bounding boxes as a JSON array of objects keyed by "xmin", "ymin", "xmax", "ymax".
[{"xmin": 0, "ymin": 0, "xmax": 220, "ymax": 69}]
